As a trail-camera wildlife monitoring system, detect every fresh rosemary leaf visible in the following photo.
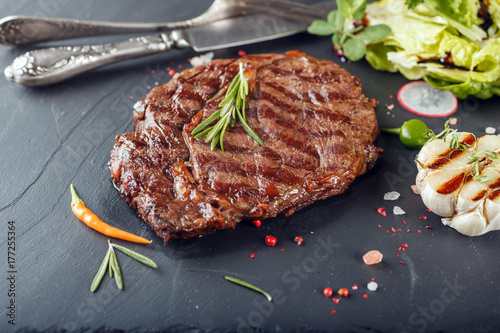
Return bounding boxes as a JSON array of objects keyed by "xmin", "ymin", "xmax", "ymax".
[
  {"xmin": 225, "ymin": 276, "xmax": 272, "ymax": 302},
  {"xmin": 191, "ymin": 63, "xmax": 263, "ymax": 151},
  {"xmin": 236, "ymin": 109, "xmax": 264, "ymax": 146},
  {"xmin": 192, "ymin": 110, "xmax": 222, "ymax": 136},
  {"xmin": 111, "ymin": 243, "xmax": 158, "ymax": 268},
  {"xmin": 90, "ymin": 248, "xmax": 111, "ymax": 292},
  {"xmin": 110, "ymin": 249, "xmax": 123, "ymax": 290}
]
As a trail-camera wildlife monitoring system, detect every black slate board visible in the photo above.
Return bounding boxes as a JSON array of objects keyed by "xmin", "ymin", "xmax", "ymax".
[{"xmin": 1, "ymin": 1, "xmax": 499, "ymax": 332}]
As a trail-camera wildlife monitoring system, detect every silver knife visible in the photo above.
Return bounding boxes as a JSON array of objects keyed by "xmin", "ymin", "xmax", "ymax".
[{"xmin": 4, "ymin": 2, "xmax": 333, "ymax": 86}]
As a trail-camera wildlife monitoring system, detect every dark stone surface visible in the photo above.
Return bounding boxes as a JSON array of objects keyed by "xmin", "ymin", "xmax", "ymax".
[{"xmin": 0, "ymin": 1, "xmax": 499, "ymax": 332}]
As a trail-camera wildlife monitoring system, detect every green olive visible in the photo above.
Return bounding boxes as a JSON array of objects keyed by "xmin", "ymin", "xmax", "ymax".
[{"xmin": 383, "ymin": 119, "xmax": 431, "ymax": 149}]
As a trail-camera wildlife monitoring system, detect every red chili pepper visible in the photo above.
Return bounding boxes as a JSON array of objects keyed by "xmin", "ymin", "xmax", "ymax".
[
  {"xmin": 332, "ymin": 297, "xmax": 341, "ymax": 304},
  {"xmin": 294, "ymin": 236, "xmax": 304, "ymax": 245},
  {"xmin": 265, "ymin": 235, "xmax": 277, "ymax": 247},
  {"xmin": 252, "ymin": 220, "xmax": 262, "ymax": 227},
  {"xmin": 70, "ymin": 185, "xmax": 151, "ymax": 244},
  {"xmin": 323, "ymin": 287, "xmax": 333, "ymax": 298},
  {"xmin": 250, "ymin": 254, "xmax": 255, "ymax": 259}
]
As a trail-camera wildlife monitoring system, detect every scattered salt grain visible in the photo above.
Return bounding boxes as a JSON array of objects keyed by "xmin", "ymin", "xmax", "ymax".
[
  {"xmin": 189, "ymin": 52, "xmax": 215, "ymax": 67},
  {"xmin": 384, "ymin": 191, "xmax": 400, "ymax": 201},
  {"xmin": 393, "ymin": 206, "xmax": 405, "ymax": 215},
  {"xmin": 363, "ymin": 250, "xmax": 383, "ymax": 265},
  {"xmin": 485, "ymin": 127, "xmax": 496, "ymax": 134},
  {"xmin": 367, "ymin": 281, "xmax": 378, "ymax": 291},
  {"xmin": 411, "ymin": 185, "xmax": 419, "ymax": 195}
]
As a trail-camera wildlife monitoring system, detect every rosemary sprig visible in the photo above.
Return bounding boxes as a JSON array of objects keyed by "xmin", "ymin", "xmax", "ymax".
[
  {"xmin": 111, "ymin": 243, "xmax": 158, "ymax": 268},
  {"xmin": 109, "ymin": 249, "xmax": 123, "ymax": 290},
  {"xmin": 90, "ymin": 240, "xmax": 157, "ymax": 292},
  {"xmin": 191, "ymin": 63, "xmax": 263, "ymax": 151},
  {"xmin": 91, "ymin": 247, "xmax": 111, "ymax": 292},
  {"xmin": 224, "ymin": 276, "xmax": 272, "ymax": 302}
]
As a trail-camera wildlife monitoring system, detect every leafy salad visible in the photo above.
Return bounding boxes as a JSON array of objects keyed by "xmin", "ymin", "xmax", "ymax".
[{"xmin": 308, "ymin": 0, "xmax": 500, "ymax": 99}]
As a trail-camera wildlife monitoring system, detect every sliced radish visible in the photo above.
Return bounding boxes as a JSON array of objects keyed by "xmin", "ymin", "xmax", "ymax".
[{"xmin": 397, "ymin": 81, "xmax": 458, "ymax": 117}]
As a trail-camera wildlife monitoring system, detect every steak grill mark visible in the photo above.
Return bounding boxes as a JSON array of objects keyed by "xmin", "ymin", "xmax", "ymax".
[{"xmin": 110, "ymin": 51, "xmax": 382, "ymax": 243}]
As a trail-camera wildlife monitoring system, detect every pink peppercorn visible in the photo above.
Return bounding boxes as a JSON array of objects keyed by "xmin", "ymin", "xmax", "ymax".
[
  {"xmin": 294, "ymin": 236, "xmax": 304, "ymax": 245},
  {"xmin": 265, "ymin": 235, "xmax": 277, "ymax": 247},
  {"xmin": 338, "ymin": 288, "xmax": 349, "ymax": 297}
]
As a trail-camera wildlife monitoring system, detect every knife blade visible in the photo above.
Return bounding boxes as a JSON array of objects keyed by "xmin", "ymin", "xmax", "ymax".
[{"xmin": 4, "ymin": 1, "xmax": 335, "ymax": 86}]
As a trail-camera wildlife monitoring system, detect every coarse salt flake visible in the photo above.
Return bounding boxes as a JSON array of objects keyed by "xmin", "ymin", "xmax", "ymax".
[
  {"xmin": 383, "ymin": 191, "xmax": 400, "ymax": 201},
  {"xmin": 393, "ymin": 206, "xmax": 405, "ymax": 215},
  {"xmin": 367, "ymin": 281, "xmax": 378, "ymax": 291},
  {"xmin": 363, "ymin": 250, "xmax": 383, "ymax": 265},
  {"xmin": 189, "ymin": 52, "xmax": 215, "ymax": 67},
  {"xmin": 411, "ymin": 185, "xmax": 420, "ymax": 195},
  {"xmin": 485, "ymin": 127, "xmax": 496, "ymax": 134}
]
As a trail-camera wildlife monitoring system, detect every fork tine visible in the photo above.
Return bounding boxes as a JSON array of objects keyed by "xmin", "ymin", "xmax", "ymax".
[{"xmin": 243, "ymin": 0, "xmax": 325, "ymax": 18}]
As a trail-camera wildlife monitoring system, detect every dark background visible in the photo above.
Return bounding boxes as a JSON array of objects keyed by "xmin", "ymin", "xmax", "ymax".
[{"xmin": 0, "ymin": 0, "xmax": 499, "ymax": 332}]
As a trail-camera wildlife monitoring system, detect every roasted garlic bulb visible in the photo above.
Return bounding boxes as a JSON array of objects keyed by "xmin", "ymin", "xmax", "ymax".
[{"xmin": 416, "ymin": 133, "xmax": 500, "ymax": 236}]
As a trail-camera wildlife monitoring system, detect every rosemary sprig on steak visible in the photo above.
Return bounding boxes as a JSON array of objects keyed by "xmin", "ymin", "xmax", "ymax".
[{"xmin": 191, "ymin": 63, "xmax": 263, "ymax": 151}]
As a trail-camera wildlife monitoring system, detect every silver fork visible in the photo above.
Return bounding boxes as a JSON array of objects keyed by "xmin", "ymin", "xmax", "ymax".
[{"xmin": 0, "ymin": 0, "xmax": 323, "ymax": 46}]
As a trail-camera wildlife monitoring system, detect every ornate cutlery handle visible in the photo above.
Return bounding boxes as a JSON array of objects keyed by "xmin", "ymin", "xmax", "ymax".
[
  {"xmin": 0, "ymin": 16, "xmax": 189, "ymax": 46},
  {"xmin": 4, "ymin": 31, "xmax": 190, "ymax": 86}
]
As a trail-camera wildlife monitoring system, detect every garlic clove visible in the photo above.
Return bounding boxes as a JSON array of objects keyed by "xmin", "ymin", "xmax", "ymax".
[
  {"xmin": 449, "ymin": 204, "xmax": 488, "ymax": 236},
  {"xmin": 416, "ymin": 138, "xmax": 451, "ymax": 171},
  {"xmin": 417, "ymin": 168, "xmax": 464, "ymax": 217},
  {"xmin": 455, "ymin": 178, "xmax": 487, "ymax": 215},
  {"xmin": 476, "ymin": 135, "xmax": 500, "ymax": 152}
]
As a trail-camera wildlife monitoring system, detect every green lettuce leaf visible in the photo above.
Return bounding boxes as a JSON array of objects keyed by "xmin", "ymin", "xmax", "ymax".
[
  {"xmin": 489, "ymin": 0, "xmax": 500, "ymax": 30},
  {"xmin": 421, "ymin": 0, "xmax": 485, "ymax": 41},
  {"xmin": 425, "ymin": 76, "xmax": 500, "ymax": 99},
  {"xmin": 365, "ymin": 0, "xmax": 500, "ymax": 99},
  {"xmin": 366, "ymin": 44, "xmax": 397, "ymax": 72}
]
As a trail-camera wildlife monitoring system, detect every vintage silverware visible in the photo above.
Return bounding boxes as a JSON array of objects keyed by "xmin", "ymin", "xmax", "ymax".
[
  {"xmin": 0, "ymin": 0, "xmax": 323, "ymax": 46},
  {"xmin": 4, "ymin": 1, "xmax": 333, "ymax": 86}
]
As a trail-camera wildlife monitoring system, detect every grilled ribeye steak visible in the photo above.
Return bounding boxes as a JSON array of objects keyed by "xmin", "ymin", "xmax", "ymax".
[{"xmin": 110, "ymin": 51, "xmax": 382, "ymax": 243}]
